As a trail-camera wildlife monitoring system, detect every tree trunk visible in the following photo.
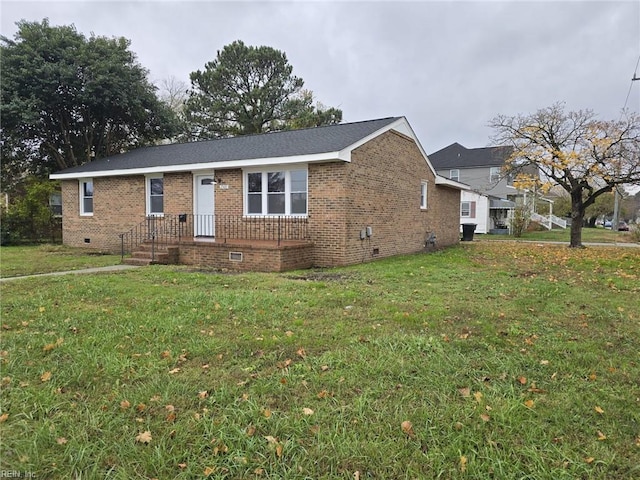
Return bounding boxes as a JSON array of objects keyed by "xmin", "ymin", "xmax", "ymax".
[{"xmin": 570, "ymin": 189, "xmax": 584, "ymax": 248}]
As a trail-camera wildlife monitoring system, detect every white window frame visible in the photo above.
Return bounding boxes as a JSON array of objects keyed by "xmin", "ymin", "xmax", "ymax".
[
  {"xmin": 489, "ymin": 167, "xmax": 501, "ymax": 183},
  {"xmin": 450, "ymin": 169, "xmax": 460, "ymax": 182},
  {"xmin": 243, "ymin": 166, "xmax": 308, "ymax": 217},
  {"xmin": 420, "ymin": 181, "xmax": 428, "ymax": 209},
  {"xmin": 461, "ymin": 201, "xmax": 471, "ymax": 217},
  {"xmin": 79, "ymin": 178, "xmax": 94, "ymax": 216},
  {"xmin": 145, "ymin": 174, "xmax": 164, "ymax": 216}
]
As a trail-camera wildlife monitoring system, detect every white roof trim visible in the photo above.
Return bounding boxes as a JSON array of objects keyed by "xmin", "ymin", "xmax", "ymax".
[
  {"xmin": 435, "ymin": 175, "xmax": 470, "ymax": 190},
  {"xmin": 50, "ymin": 151, "xmax": 345, "ymax": 179}
]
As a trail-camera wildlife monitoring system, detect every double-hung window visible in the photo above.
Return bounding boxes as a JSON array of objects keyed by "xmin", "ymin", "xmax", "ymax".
[
  {"xmin": 450, "ymin": 169, "xmax": 460, "ymax": 182},
  {"xmin": 80, "ymin": 179, "xmax": 93, "ymax": 216},
  {"xmin": 461, "ymin": 201, "xmax": 476, "ymax": 218},
  {"xmin": 489, "ymin": 167, "xmax": 501, "ymax": 183},
  {"xmin": 146, "ymin": 175, "xmax": 164, "ymax": 216},
  {"xmin": 245, "ymin": 168, "xmax": 307, "ymax": 216}
]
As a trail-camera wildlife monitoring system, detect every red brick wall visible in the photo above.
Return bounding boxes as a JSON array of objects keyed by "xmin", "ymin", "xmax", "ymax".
[
  {"xmin": 61, "ymin": 172, "xmax": 195, "ymax": 252},
  {"xmin": 178, "ymin": 241, "xmax": 314, "ymax": 272},
  {"xmin": 306, "ymin": 130, "xmax": 459, "ymax": 267}
]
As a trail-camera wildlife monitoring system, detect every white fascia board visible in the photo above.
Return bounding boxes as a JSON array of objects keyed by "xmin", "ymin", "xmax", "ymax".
[
  {"xmin": 49, "ymin": 151, "xmax": 344, "ymax": 180},
  {"xmin": 435, "ymin": 175, "xmax": 470, "ymax": 190}
]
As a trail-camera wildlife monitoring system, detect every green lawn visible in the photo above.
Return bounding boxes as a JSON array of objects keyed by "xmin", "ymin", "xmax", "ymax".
[
  {"xmin": 0, "ymin": 244, "xmax": 121, "ymax": 278},
  {"xmin": 483, "ymin": 226, "xmax": 638, "ymax": 244},
  {"xmin": 1, "ymin": 243, "xmax": 639, "ymax": 479}
]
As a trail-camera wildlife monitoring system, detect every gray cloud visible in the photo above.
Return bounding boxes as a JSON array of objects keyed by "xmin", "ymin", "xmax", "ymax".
[{"xmin": 2, "ymin": 0, "xmax": 638, "ymax": 152}]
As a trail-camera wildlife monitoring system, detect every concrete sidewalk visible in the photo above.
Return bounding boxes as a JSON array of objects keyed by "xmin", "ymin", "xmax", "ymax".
[{"xmin": 0, "ymin": 264, "xmax": 139, "ymax": 283}]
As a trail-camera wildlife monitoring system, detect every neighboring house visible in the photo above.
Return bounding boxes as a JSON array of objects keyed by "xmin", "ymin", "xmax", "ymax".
[
  {"xmin": 429, "ymin": 143, "xmax": 519, "ymax": 233},
  {"xmin": 459, "ymin": 190, "xmax": 515, "ymax": 234},
  {"xmin": 429, "ymin": 142, "xmax": 517, "ymax": 199},
  {"xmin": 51, "ymin": 117, "xmax": 467, "ymax": 272}
]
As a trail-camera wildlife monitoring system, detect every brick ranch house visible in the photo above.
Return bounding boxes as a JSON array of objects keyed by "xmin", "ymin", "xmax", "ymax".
[{"xmin": 50, "ymin": 117, "xmax": 467, "ymax": 272}]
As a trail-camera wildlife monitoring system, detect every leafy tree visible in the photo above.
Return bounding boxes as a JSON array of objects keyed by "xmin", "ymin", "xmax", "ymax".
[
  {"xmin": 1, "ymin": 19, "xmax": 177, "ymax": 187},
  {"xmin": 0, "ymin": 177, "xmax": 61, "ymax": 245},
  {"xmin": 184, "ymin": 40, "xmax": 342, "ymax": 139},
  {"xmin": 490, "ymin": 103, "xmax": 640, "ymax": 247}
]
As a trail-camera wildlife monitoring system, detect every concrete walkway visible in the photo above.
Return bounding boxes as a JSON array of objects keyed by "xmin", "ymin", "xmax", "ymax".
[{"xmin": 0, "ymin": 264, "xmax": 139, "ymax": 283}]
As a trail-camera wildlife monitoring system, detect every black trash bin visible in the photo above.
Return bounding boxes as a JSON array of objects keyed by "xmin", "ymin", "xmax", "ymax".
[{"xmin": 461, "ymin": 223, "xmax": 477, "ymax": 241}]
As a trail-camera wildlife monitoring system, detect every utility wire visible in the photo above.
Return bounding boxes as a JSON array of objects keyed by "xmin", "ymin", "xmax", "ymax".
[{"xmin": 622, "ymin": 54, "xmax": 640, "ymax": 113}]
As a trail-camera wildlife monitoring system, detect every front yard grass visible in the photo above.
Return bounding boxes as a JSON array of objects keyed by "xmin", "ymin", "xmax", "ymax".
[
  {"xmin": 484, "ymin": 226, "xmax": 637, "ymax": 244},
  {"xmin": 1, "ymin": 242, "xmax": 638, "ymax": 479},
  {"xmin": 0, "ymin": 244, "xmax": 121, "ymax": 278}
]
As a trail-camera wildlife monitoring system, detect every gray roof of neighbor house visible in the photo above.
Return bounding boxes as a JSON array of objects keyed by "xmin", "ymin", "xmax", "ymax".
[
  {"xmin": 428, "ymin": 142, "xmax": 513, "ymax": 170},
  {"xmin": 51, "ymin": 117, "xmax": 402, "ymax": 177}
]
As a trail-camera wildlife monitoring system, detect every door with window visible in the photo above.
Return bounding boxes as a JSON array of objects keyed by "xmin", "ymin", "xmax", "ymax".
[{"xmin": 195, "ymin": 175, "xmax": 215, "ymax": 237}]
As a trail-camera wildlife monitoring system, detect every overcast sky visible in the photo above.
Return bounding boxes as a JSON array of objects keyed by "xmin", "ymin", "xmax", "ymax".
[{"xmin": 2, "ymin": 0, "xmax": 639, "ymax": 153}]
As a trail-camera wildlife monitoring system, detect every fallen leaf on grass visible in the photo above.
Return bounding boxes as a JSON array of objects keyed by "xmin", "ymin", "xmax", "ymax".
[
  {"xmin": 264, "ymin": 435, "xmax": 283, "ymax": 457},
  {"xmin": 246, "ymin": 425, "xmax": 256, "ymax": 436},
  {"xmin": 135, "ymin": 431, "xmax": 152, "ymax": 444},
  {"xmin": 585, "ymin": 457, "xmax": 595, "ymax": 464},
  {"xmin": 198, "ymin": 391, "xmax": 209, "ymax": 399},
  {"xmin": 263, "ymin": 408, "xmax": 272, "ymax": 418},
  {"xmin": 204, "ymin": 466, "xmax": 215, "ymax": 476},
  {"xmin": 120, "ymin": 400, "xmax": 131, "ymax": 410},
  {"xmin": 594, "ymin": 406, "xmax": 604, "ymax": 414},
  {"xmin": 473, "ymin": 391, "xmax": 483, "ymax": 403},
  {"xmin": 458, "ymin": 387, "xmax": 471, "ymax": 398},
  {"xmin": 302, "ymin": 408, "xmax": 314, "ymax": 416},
  {"xmin": 460, "ymin": 455, "xmax": 467, "ymax": 472},
  {"xmin": 317, "ymin": 390, "xmax": 331, "ymax": 399},
  {"xmin": 168, "ymin": 368, "xmax": 181, "ymax": 374},
  {"xmin": 43, "ymin": 338, "xmax": 64, "ymax": 352},
  {"xmin": 56, "ymin": 437, "xmax": 68, "ymax": 445},
  {"xmin": 597, "ymin": 431, "xmax": 607, "ymax": 441},
  {"xmin": 517, "ymin": 376, "xmax": 527, "ymax": 385},
  {"xmin": 480, "ymin": 413, "xmax": 490, "ymax": 422},
  {"xmin": 40, "ymin": 371, "xmax": 52, "ymax": 382},
  {"xmin": 296, "ymin": 347, "xmax": 306, "ymax": 358},
  {"xmin": 0, "ymin": 413, "xmax": 8, "ymax": 423},
  {"xmin": 401, "ymin": 420, "xmax": 415, "ymax": 438},
  {"xmin": 524, "ymin": 399, "xmax": 535, "ymax": 408}
]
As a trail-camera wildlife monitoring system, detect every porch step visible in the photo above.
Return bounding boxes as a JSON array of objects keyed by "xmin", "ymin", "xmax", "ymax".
[{"xmin": 122, "ymin": 245, "xmax": 179, "ymax": 266}]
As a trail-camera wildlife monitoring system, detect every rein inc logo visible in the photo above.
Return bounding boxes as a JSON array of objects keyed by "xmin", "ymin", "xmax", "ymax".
[{"xmin": 0, "ymin": 472, "xmax": 35, "ymax": 478}]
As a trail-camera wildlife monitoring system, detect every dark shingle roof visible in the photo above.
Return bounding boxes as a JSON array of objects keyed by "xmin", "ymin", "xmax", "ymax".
[
  {"xmin": 53, "ymin": 117, "xmax": 402, "ymax": 176},
  {"xmin": 428, "ymin": 142, "xmax": 513, "ymax": 169}
]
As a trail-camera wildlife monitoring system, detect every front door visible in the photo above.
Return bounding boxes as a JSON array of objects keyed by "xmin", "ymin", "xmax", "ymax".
[{"xmin": 195, "ymin": 175, "xmax": 215, "ymax": 237}]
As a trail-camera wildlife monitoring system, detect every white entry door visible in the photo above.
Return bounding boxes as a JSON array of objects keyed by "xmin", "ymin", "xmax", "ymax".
[{"xmin": 195, "ymin": 175, "xmax": 215, "ymax": 237}]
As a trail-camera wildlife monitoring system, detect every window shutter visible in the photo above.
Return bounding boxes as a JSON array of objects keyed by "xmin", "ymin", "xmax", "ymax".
[{"xmin": 470, "ymin": 201, "xmax": 476, "ymax": 218}]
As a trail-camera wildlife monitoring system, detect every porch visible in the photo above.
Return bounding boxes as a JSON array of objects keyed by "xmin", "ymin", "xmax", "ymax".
[{"xmin": 120, "ymin": 214, "xmax": 314, "ymax": 272}]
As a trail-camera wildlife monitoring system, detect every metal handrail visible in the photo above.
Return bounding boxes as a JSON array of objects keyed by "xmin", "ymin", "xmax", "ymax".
[{"xmin": 119, "ymin": 214, "xmax": 310, "ymax": 259}]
